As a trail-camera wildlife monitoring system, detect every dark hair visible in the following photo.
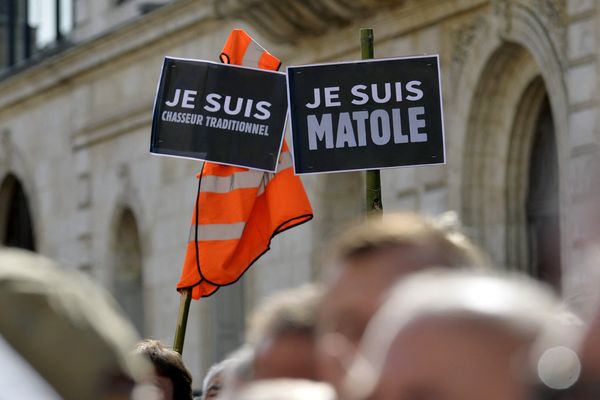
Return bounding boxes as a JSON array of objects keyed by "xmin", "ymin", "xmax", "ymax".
[{"xmin": 136, "ymin": 339, "xmax": 193, "ymax": 400}]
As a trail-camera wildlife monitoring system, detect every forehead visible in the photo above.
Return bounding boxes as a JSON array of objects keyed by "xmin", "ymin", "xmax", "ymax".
[
  {"xmin": 376, "ymin": 317, "xmax": 528, "ymax": 390},
  {"xmin": 385, "ymin": 316, "xmax": 527, "ymax": 369},
  {"xmin": 318, "ymin": 249, "xmax": 434, "ymax": 346},
  {"xmin": 581, "ymin": 315, "xmax": 600, "ymax": 375},
  {"xmin": 254, "ymin": 333, "xmax": 317, "ymax": 380},
  {"xmin": 327, "ymin": 247, "xmax": 428, "ymax": 287},
  {"xmin": 322, "ymin": 248, "xmax": 436, "ymax": 312}
]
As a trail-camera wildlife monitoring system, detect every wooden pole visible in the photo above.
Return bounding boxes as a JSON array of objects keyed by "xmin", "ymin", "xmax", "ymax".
[
  {"xmin": 173, "ymin": 288, "xmax": 192, "ymax": 354},
  {"xmin": 361, "ymin": 28, "xmax": 383, "ymax": 213}
]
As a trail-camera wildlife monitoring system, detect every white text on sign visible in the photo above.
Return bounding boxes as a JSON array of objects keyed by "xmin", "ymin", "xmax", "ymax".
[
  {"xmin": 305, "ymin": 81, "xmax": 427, "ymax": 150},
  {"xmin": 165, "ymin": 89, "xmax": 272, "ymax": 120}
]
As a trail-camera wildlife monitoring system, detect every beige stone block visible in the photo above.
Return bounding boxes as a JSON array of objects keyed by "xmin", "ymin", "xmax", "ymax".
[
  {"xmin": 380, "ymin": 167, "xmax": 418, "ymax": 205},
  {"xmin": 567, "ymin": 63, "xmax": 597, "ymax": 105},
  {"xmin": 74, "ymin": 150, "xmax": 90, "ymax": 175},
  {"xmin": 568, "ymin": 107, "xmax": 597, "ymax": 148},
  {"xmin": 422, "ymin": 186, "xmax": 448, "ymax": 215},
  {"xmin": 377, "ymin": 36, "xmax": 413, "ymax": 58},
  {"xmin": 71, "ymin": 209, "xmax": 91, "ymax": 239},
  {"xmin": 71, "ymin": 86, "xmax": 92, "ymax": 132},
  {"xmin": 567, "ymin": 0, "xmax": 595, "ymax": 16},
  {"xmin": 34, "ymin": 161, "xmax": 53, "ymax": 190},
  {"xmin": 568, "ymin": 19, "xmax": 596, "ymax": 60},
  {"xmin": 416, "ymin": 163, "xmax": 447, "ymax": 185},
  {"xmin": 394, "ymin": 191, "xmax": 419, "ymax": 211},
  {"xmin": 567, "ymin": 152, "xmax": 597, "ymax": 200}
]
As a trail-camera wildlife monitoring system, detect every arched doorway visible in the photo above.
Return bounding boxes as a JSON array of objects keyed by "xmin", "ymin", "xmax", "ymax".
[
  {"xmin": 0, "ymin": 174, "xmax": 35, "ymax": 251},
  {"xmin": 462, "ymin": 43, "xmax": 562, "ymax": 290},
  {"xmin": 526, "ymin": 96, "xmax": 561, "ymax": 288},
  {"xmin": 112, "ymin": 208, "xmax": 145, "ymax": 334}
]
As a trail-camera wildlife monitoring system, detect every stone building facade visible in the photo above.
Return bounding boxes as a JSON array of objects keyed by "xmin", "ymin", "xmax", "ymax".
[{"xmin": 0, "ymin": 0, "xmax": 596, "ymax": 383}]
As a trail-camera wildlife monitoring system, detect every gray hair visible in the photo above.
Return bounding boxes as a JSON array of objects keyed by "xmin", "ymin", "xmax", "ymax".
[
  {"xmin": 233, "ymin": 379, "xmax": 336, "ymax": 400},
  {"xmin": 324, "ymin": 212, "xmax": 492, "ymax": 280},
  {"xmin": 201, "ymin": 359, "xmax": 229, "ymax": 399},
  {"xmin": 203, "ymin": 345, "xmax": 255, "ymax": 400},
  {"xmin": 246, "ymin": 284, "xmax": 323, "ymax": 345},
  {"xmin": 342, "ymin": 269, "xmax": 562, "ymax": 399}
]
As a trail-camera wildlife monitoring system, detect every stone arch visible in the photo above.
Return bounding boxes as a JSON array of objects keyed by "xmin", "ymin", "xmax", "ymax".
[
  {"xmin": 456, "ymin": 5, "xmax": 568, "ymax": 287},
  {"xmin": 448, "ymin": 3, "xmax": 568, "ymax": 215},
  {"xmin": 0, "ymin": 174, "xmax": 36, "ymax": 251},
  {"xmin": 110, "ymin": 206, "xmax": 145, "ymax": 334},
  {"xmin": 0, "ymin": 132, "xmax": 40, "ymax": 251},
  {"xmin": 462, "ymin": 43, "xmax": 543, "ymax": 266},
  {"xmin": 505, "ymin": 76, "xmax": 549, "ymax": 272},
  {"xmin": 106, "ymin": 162, "xmax": 151, "ymax": 333}
]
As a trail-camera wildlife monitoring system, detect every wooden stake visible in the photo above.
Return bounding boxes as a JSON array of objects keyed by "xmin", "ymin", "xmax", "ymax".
[
  {"xmin": 361, "ymin": 28, "xmax": 383, "ymax": 214},
  {"xmin": 173, "ymin": 288, "xmax": 192, "ymax": 354}
]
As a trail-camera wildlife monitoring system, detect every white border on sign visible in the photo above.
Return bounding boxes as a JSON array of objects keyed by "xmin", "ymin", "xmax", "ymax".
[
  {"xmin": 435, "ymin": 54, "xmax": 447, "ymax": 173},
  {"xmin": 287, "ymin": 159, "xmax": 446, "ymax": 176},
  {"xmin": 163, "ymin": 56, "xmax": 287, "ymax": 75},
  {"xmin": 286, "ymin": 53, "xmax": 440, "ymax": 69},
  {"xmin": 150, "ymin": 151, "xmax": 282, "ymax": 173},
  {"xmin": 150, "ymin": 58, "xmax": 166, "ymax": 137},
  {"xmin": 151, "ymin": 56, "xmax": 289, "ymax": 174},
  {"xmin": 285, "ymin": 54, "xmax": 446, "ymax": 175}
]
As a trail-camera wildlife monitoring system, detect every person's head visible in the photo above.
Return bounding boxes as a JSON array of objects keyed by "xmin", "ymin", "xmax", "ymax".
[
  {"xmin": 203, "ymin": 345, "xmax": 255, "ymax": 400},
  {"xmin": 565, "ymin": 308, "xmax": 600, "ymax": 399},
  {"xmin": 247, "ymin": 284, "xmax": 322, "ymax": 380},
  {"xmin": 231, "ymin": 379, "xmax": 336, "ymax": 400},
  {"xmin": 213, "ymin": 343, "xmax": 254, "ymax": 399},
  {"xmin": 317, "ymin": 212, "xmax": 489, "ymax": 388},
  {"xmin": 202, "ymin": 360, "xmax": 228, "ymax": 400},
  {"xmin": 0, "ymin": 248, "xmax": 152, "ymax": 400},
  {"xmin": 341, "ymin": 270, "xmax": 561, "ymax": 400},
  {"xmin": 136, "ymin": 340, "xmax": 193, "ymax": 400},
  {"xmin": 582, "ymin": 310, "xmax": 600, "ymax": 371}
]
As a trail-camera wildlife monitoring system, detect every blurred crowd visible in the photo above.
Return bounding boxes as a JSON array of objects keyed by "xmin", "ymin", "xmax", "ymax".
[{"xmin": 1, "ymin": 211, "xmax": 599, "ymax": 399}]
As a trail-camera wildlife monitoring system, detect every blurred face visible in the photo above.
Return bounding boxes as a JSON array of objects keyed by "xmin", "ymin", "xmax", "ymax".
[
  {"xmin": 572, "ymin": 312, "xmax": 600, "ymax": 400},
  {"xmin": 155, "ymin": 375, "xmax": 174, "ymax": 400},
  {"xmin": 317, "ymin": 248, "xmax": 425, "ymax": 389},
  {"xmin": 581, "ymin": 313, "xmax": 600, "ymax": 376},
  {"xmin": 366, "ymin": 317, "xmax": 528, "ymax": 400},
  {"xmin": 203, "ymin": 372, "xmax": 222, "ymax": 400},
  {"xmin": 254, "ymin": 333, "xmax": 317, "ymax": 380}
]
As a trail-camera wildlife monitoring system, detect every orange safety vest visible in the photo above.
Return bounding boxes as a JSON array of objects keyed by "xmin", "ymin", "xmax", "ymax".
[
  {"xmin": 177, "ymin": 29, "xmax": 313, "ymax": 299},
  {"xmin": 219, "ymin": 29, "xmax": 281, "ymax": 71}
]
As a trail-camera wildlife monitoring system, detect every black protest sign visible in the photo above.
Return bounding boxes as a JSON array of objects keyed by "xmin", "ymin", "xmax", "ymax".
[
  {"xmin": 287, "ymin": 56, "xmax": 445, "ymax": 174},
  {"xmin": 151, "ymin": 57, "xmax": 288, "ymax": 172}
]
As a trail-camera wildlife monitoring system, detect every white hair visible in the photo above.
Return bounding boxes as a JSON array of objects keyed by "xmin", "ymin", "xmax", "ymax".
[
  {"xmin": 246, "ymin": 284, "xmax": 323, "ymax": 345},
  {"xmin": 233, "ymin": 379, "xmax": 336, "ymax": 400},
  {"xmin": 342, "ymin": 269, "xmax": 562, "ymax": 399},
  {"xmin": 205, "ymin": 345, "xmax": 256, "ymax": 400},
  {"xmin": 202, "ymin": 358, "xmax": 230, "ymax": 398}
]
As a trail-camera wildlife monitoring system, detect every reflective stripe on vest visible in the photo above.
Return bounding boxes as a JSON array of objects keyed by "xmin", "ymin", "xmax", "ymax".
[
  {"xmin": 186, "ymin": 149, "xmax": 294, "ymax": 243},
  {"xmin": 178, "ymin": 143, "xmax": 312, "ymax": 297},
  {"xmin": 219, "ymin": 29, "xmax": 281, "ymax": 71},
  {"xmin": 177, "ymin": 29, "xmax": 312, "ymax": 299}
]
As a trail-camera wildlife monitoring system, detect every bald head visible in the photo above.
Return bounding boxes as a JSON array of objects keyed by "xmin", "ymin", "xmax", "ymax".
[{"xmin": 341, "ymin": 270, "xmax": 561, "ymax": 400}]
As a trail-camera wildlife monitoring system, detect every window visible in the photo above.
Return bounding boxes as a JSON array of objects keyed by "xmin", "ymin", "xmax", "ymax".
[
  {"xmin": 112, "ymin": 208, "xmax": 145, "ymax": 334},
  {"xmin": 1, "ymin": 0, "xmax": 73, "ymax": 71},
  {"xmin": 0, "ymin": 174, "xmax": 36, "ymax": 251}
]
